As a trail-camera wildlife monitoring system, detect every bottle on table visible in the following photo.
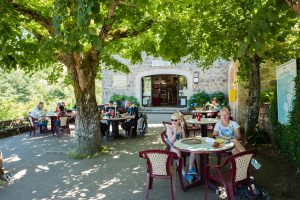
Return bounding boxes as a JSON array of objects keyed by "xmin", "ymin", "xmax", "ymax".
[{"xmin": 197, "ymin": 113, "xmax": 201, "ymax": 121}]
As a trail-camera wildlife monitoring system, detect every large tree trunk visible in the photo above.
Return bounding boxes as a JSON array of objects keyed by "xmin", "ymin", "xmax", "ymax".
[
  {"xmin": 286, "ymin": 0, "xmax": 300, "ymax": 15},
  {"xmin": 245, "ymin": 55, "xmax": 261, "ymax": 139},
  {"xmin": 63, "ymin": 50, "xmax": 101, "ymax": 155}
]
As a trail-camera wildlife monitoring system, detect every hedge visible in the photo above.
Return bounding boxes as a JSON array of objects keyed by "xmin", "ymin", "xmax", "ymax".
[
  {"xmin": 270, "ymin": 75, "xmax": 300, "ymax": 169},
  {"xmin": 0, "ymin": 118, "xmax": 30, "ymax": 138}
]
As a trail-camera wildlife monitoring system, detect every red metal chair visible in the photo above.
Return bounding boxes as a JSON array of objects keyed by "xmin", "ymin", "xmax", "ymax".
[
  {"xmin": 28, "ymin": 116, "xmax": 39, "ymax": 136},
  {"xmin": 182, "ymin": 114, "xmax": 201, "ymax": 138},
  {"xmin": 160, "ymin": 130, "xmax": 198, "ymax": 176},
  {"xmin": 160, "ymin": 130, "xmax": 170, "ymax": 151},
  {"xmin": 139, "ymin": 149, "xmax": 183, "ymax": 200},
  {"xmin": 28, "ymin": 115, "xmax": 47, "ymax": 136},
  {"xmin": 162, "ymin": 121, "xmax": 171, "ymax": 129},
  {"xmin": 205, "ymin": 150, "xmax": 257, "ymax": 200}
]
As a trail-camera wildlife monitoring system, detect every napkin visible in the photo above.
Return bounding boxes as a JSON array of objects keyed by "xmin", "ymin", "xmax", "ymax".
[{"xmin": 205, "ymin": 137, "xmax": 215, "ymax": 144}]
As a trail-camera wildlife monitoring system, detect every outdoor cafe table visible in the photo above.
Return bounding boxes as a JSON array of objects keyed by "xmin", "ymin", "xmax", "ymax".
[
  {"xmin": 191, "ymin": 110, "xmax": 219, "ymax": 118},
  {"xmin": 174, "ymin": 137, "xmax": 234, "ymax": 191},
  {"xmin": 185, "ymin": 118, "xmax": 219, "ymax": 137},
  {"xmin": 47, "ymin": 112, "xmax": 77, "ymax": 133},
  {"xmin": 102, "ymin": 116, "xmax": 131, "ymax": 138}
]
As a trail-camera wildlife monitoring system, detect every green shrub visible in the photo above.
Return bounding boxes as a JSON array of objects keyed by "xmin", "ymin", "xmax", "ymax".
[
  {"xmin": 68, "ymin": 146, "xmax": 108, "ymax": 159},
  {"xmin": 260, "ymin": 90, "xmax": 275, "ymax": 103},
  {"xmin": 109, "ymin": 94, "xmax": 140, "ymax": 108},
  {"xmin": 270, "ymin": 75, "xmax": 300, "ymax": 169},
  {"xmin": 187, "ymin": 91, "xmax": 227, "ymax": 110},
  {"xmin": 187, "ymin": 91, "xmax": 209, "ymax": 109}
]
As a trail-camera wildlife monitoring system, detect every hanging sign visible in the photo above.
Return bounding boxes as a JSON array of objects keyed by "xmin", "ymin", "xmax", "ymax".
[
  {"xmin": 193, "ymin": 72, "xmax": 199, "ymax": 84},
  {"xmin": 229, "ymin": 89, "xmax": 237, "ymax": 102}
]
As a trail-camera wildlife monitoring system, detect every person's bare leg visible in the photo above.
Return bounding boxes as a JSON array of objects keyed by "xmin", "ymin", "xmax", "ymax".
[
  {"xmin": 189, "ymin": 153, "xmax": 196, "ymax": 170},
  {"xmin": 171, "ymin": 148, "xmax": 185, "ymax": 174},
  {"xmin": 231, "ymin": 139, "xmax": 246, "ymax": 154}
]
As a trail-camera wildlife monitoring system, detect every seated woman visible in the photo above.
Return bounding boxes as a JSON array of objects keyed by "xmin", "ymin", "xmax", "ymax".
[
  {"xmin": 105, "ymin": 101, "xmax": 115, "ymax": 116},
  {"xmin": 31, "ymin": 102, "xmax": 48, "ymax": 132},
  {"xmin": 212, "ymin": 107, "xmax": 245, "ymax": 154},
  {"xmin": 205, "ymin": 97, "xmax": 221, "ymax": 111},
  {"xmin": 166, "ymin": 112, "xmax": 197, "ymax": 182}
]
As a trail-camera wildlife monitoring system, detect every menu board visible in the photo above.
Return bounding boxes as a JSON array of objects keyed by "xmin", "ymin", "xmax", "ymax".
[
  {"xmin": 143, "ymin": 77, "xmax": 152, "ymax": 96},
  {"xmin": 276, "ymin": 59, "xmax": 298, "ymax": 124}
]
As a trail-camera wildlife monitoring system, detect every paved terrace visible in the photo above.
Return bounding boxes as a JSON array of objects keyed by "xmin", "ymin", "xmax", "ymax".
[
  {"xmin": 0, "ymin": 114, "xmax": 299, "ymax": 199},
  {"xmin": 0, "ymin": 119, "xmax": 223, "ymax": 200}
]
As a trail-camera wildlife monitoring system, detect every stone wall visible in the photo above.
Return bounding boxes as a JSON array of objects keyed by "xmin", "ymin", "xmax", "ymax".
[{"xmin": 101, "ymin": 54, "xmax": 230, "ymax": 104}]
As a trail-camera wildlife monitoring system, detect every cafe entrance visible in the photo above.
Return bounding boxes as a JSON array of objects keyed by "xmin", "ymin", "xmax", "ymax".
[{"xmin": 142, "ymin": 74, "xmax": 188, "ymax": 107}]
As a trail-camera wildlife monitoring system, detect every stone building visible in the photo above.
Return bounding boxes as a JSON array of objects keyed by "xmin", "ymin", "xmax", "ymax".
[{"xmin": 102, "ymin": 53, "xmax": 231, "ymax": 109}]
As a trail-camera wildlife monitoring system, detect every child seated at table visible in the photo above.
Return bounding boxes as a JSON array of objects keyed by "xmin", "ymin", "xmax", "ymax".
[
  {"xmin": 54, "ymin": 105, "xmax": 67, "ymax": 134},
  {"xmin": 166, "ymin": 112, "xmax": 197, "ymax": 182}
]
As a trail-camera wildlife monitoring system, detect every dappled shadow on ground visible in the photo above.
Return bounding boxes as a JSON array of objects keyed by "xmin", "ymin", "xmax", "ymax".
[
  {"xmin": 2, "ymin": 125, "xmax": 298, "ymax": 199},
  {"xmin": 0, "ymin": 126, "xmax": 219, "ymax": 200}
]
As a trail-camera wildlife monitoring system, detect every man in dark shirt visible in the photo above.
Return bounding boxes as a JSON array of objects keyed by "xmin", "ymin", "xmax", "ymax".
[
  {"xmin": 125, "ymin": 100, "xmax": 138, "ymax": 120},
  {"xmin": 105, "ymin": 101, "xmax": 115, "ymax": 116},
  {"xmin": 121, "ymin": 100, "xmax": 138, "ymax": 137}
]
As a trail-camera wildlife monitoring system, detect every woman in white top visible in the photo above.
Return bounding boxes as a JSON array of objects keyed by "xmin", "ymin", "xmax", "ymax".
[
  {"xmin": 31, "ymin": 102, "xmax": 46, "ymax": 119},
  {"xmin": 212, "ymin": 107, "xmax": 246, "ymax": 154}
]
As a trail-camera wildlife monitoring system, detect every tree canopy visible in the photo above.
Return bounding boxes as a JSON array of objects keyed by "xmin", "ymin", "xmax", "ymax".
[
  {"xmin": 175, "ymin": 0, "xmax": 300, "ymax": 137},
  {"xmin": 1, "ymin": 0, "xmax": 299, "ymax": 154}
]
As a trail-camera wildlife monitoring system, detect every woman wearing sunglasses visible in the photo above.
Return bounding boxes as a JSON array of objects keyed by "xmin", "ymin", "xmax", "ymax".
[{"xmin": 166, "ymin": 112, "xmax": 197, "ymax": 182}]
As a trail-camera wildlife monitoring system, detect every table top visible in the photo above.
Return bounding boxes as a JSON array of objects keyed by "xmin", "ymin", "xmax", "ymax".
[
  {"xmin": 191, "ymin": 110, "xmax": 219, "ymax": 114},
  {"xmin": 47, "ymin": 112, "xmax": 77, "ymax": 117},
  {"xmin": 101, "ymin": 116, "xmax": 130, "ymax": 121},
  {"xmin": 174, "ymin": 137, "xmax": 234, "ymax": 154},
  {"xmin": 186, "ymin": 118, "xmax": 219, "ymax": 125}
]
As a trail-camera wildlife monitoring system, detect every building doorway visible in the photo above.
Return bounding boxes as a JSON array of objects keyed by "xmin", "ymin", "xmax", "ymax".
[{"xmin": 142, "ymin": 75, "xmax": 188, "ymax": 107}]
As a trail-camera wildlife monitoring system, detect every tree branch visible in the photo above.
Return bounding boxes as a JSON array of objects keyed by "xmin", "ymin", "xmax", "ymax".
[
  {"xmin": 99, "ymin": 0, "xmax": 121, "ymax": 44},
  {"xmin": 106, "ymin": 20, "xmax": 154, "ymax": 42},
  {"xmin": 6, "ymin": 0, "xmax": 54, "ymax": 35}
]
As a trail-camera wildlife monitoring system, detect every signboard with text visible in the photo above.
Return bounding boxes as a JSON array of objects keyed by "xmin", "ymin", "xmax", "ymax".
[{"xmin": 276, "ymin": 59, "xmax": 298, "ymax": 124}]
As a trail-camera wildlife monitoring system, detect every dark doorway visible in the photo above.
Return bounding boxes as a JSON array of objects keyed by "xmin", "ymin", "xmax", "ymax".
[{"xmin": 142, "ymin": 75, "xmax": 187, "ymax": 107}]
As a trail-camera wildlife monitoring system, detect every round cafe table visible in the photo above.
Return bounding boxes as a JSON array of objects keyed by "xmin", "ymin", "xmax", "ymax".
[
  {"xmin": 47, "ymin": 112, "xmax": 77, "ymax": 133},
  {"xmin": 191, "ymin": 110, "xmax": 219, "ymax": 118},
  {"xmin": 185, "ymin": 118, "xmax": 219, "ymax": 137},
  {"xmin": 174, "ymin": 137, "xmax": 234, "ymax": 191},
  {"xmin": 101, "ymin": 116, "xmax": 131, "ymax": 138}
]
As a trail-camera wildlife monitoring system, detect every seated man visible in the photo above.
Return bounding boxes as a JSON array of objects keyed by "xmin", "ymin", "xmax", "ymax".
[
  {"xmin": 121, "ymin": 100, "xmax": 139, "ymax": 137},
  {"xmin": 105, "ymin": 101, "xmax": 115, "ymax": 116}
]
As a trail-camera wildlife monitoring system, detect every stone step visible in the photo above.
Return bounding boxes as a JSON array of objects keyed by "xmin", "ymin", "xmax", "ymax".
[{"xmin": 140, "ymin": 107, "xmax": 188, "ymax": 114}]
